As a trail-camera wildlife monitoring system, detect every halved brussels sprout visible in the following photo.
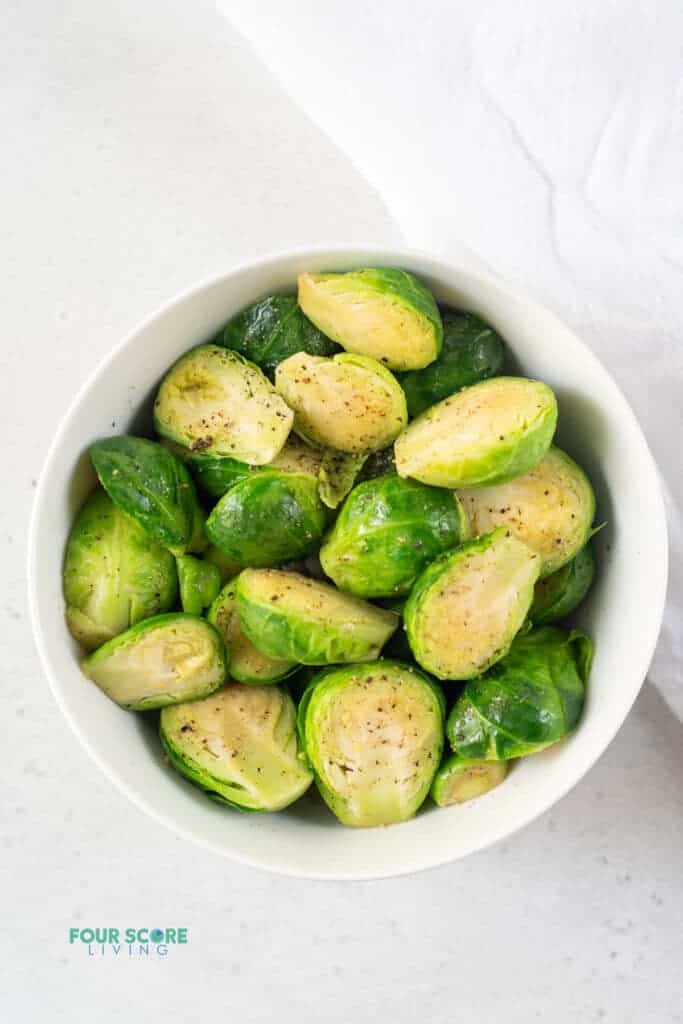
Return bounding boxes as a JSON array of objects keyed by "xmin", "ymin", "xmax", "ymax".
[
  {"xmin": 457, "ymin": 447, "xmax": 596, "ymax": 576},
  {"xmin": 395, "ymin": 377, "xmax": 557, "ymax": 488},
  {"xmin": 208, "ymin": 581, "xmax": 297, "ymax": 684},
  {"xmin": 275, "ymin": 352, "xmax": 408, "ymax": 453},
  {"xmin": 206, "ymin": 470, "xmax": 326, "ymax": 567},
  {"xmin": 203, "ymin": 545, "xmax": 242, "ymax": 584},
  {"xmin": 404, "ymin": 527, "xmax": 541, "ymax": 680},
  {"xmin": 176, "ymin": 555, "xmax": 222, "ymax": 615},
  {"xmin": 431, "ymin": 755, "xmax": 508, "ymax": 806},
  {"xmin": 530, "ymin": 543, "xmax": 595, "ymax": 623},
  {"xmin": 317, "ymin": 450, "xmax": 367, "ymax": 509},
  {"xmin": 298, "ymin": 268, "xmax": 442, "ymax": 371},
  {"xmin": 446, "ymin": 626, "xmax": 592, "ymax": 759},
  {"xmin": 82, "ymin": 613, "xmax": 227, "ymax": 710},
  {"xmin": 89, "ymin": 436, "xmax": 202, "ymax": 555},
  {"xmin": 269, "ymin": 435, "xmax": 323, "ymax": 477},
  {"xmin": 298, "ymin": 660, "xmax": 444, "ymax": 826},
  {"xmin": 235, "ymin": 569, "xmax": 398, "ymax": 665},
  {"xmin": 63, "ymin": 489, "xmax": 178, "ymax": 650},
  {"xmin": 320, "ymin": 476, "xmax": 469, "ymax": 598},
  {"xmin": 154, "ymin": 344, "xmax": 293, "ymax": 463},
  {"xmin": 160, "ymin": 683, "xmax": 312, "ymax": 812},
  {"xmin": 401, "ymin": 310, "xmax": 505, "ymax": 417},
  {"xmin": 215, "ymin": 294, "xmax": 339, "ymax": 376}
]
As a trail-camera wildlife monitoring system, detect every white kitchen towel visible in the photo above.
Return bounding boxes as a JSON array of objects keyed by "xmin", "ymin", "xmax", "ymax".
[{"xmin": 219, "ymin": 0, "xmax": 682, "ymax": 716}]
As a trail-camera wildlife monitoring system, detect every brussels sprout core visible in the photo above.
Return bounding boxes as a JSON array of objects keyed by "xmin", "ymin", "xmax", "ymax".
[
  {"xmin": 275, "ymin": 352, "xmax": 407, "ymax": 453},
  {"xmin": 154, "ymin": 344, "xmax": 293, "ymax": 463},
  {"xmin": 300, "ymin": 661, "xmax": 444, "ymax": 826},
  {"xmin": 160, "ymin": 684, "xmax": 312, "ymax": 812},
  {"xmin": 298, "ymin": 269, "xmax": 442, "ymax": 371},
  {"xmin": 235, "ymin": 569, "xmax": 398, "ymax": 665},
  {"xmin": 395, "ymin": 377, "xmax": 557, "ymax": 488},
  {"xmin": 404, "ymin": 528, "xmax": 541, "ymax": 679},
  {"xmin": 458, "ymin": 447, "xmax": 596, "ymax": 576},
  {"xmin": 431, "ymin": 755, "xmax": 508, "ymax": 806},
  {"xmin": 82, "ymin": 614, "xmax": 227, "ymax": 710}
]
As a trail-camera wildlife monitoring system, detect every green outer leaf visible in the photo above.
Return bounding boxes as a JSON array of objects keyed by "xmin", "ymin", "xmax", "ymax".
[
  {"xmin": 395, "ymin": 377, "xmax": 558, "ymax": 488},
  {"xmin": 234, "ymin": 569, "xmax": 399, "ymax": 665},
  {"xmin": 205, "ymin": 470, "xmax": 327, "ymax": 567},
  {"xmin": 159, "ymin": 684, "xmax": 312, "ymax": 812},
  {"xmin": 299, "ymin": 660, "xmax": 445, "ymax": 826},
  {"xmin": 90, "ymin": 436, "xmax": 200, "ymax": 554},
  {"xmin": 530, "ymin": 544, "xmax": 595, "ymax": 624},
  {"xmin": 215, "ymin": 294, "xmax": 339, "ymax": 376},
  {"xmin": 160, "ymin": 440, "xmax": 256, "ymax": 499},
  {"xmin": 318, "ymin": 450, "xmax": 368, "ymax": 509},
  {"xmin": 446, "ymin": 626, "xmax": 591, "ymax": 759},
  {"xmin": 299, "ymin": 268, "xmax": 442, "ymax": 371},
  {"xmin": 176, "ymin": 555, "xmax": 222, "ymax": 615},
  {"xmin": 81, "ymin": 613, "xmax": 227, "ymax": 710},
  {"xmin": 207, "ymin": 579, "xmax": 297, "ymax": 684},
  {"xmin": 63, "ymin": 489, "xmax": 178, "ymax": 650},
  {"xmin": 320, "ymin": 475, "xmax": 468, "ymax": 598},
  {"xmin": 401, "ymin": 310, "xmax": 505, "ymax": 417}
]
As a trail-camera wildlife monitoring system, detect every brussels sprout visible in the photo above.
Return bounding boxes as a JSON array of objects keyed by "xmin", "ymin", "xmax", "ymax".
[
  {"xmin": 203, "ymin": 545, "xmax": 242, "ymax": 584},
  {"xmin": 63, "ymin": 490, "xmax": 178, "ymax": 650},
  {"xmin": 235, "ymin": 569, "xmax": 399, "ymax": 665},
  {"xmin": 404, "ymin": 527, "xmax": 541, "ymax": 680},
  {"xmin": 395, "ymin": 377, "xmax": 557, "ymax": 488},
  {"xmin": 401, "ymin": 310, "xmax": 505, "ymax": 417},
  {"xmin": 275, "ymin": 352, "xmax": 407, "ymax": 454},
  {"xmin": 154, "ymin": 344, "xmax": 293, "ymax": 464},
  {"xmin": 160, "ymin": 683, "xmax": 312, "ymax": 812},
  {"xmin": 431, "ymin": 755, "xmax": 508, "ymax": 806},
  {"xmin": 320, "ymin": 476, "xmax": 469, "ymax": 598},
  {"xmin": 82, "ymin": 613, "xmax": 227, "ymax": 710},
  {"xmin": 89, "ymin": 436, "xmax": 202, "ymax": 555},
  {"xmin": 215, "ymin": 294, "xmax": 339, "ymax": 376},
  {"xmin": 317, "ymin": 450, "xmax": 367, "ymax": 509},
  {"xmin": 208, "ymin": 580, "xmax": 297, "ymax": 684},
  {"xmin": 206, "ymin": 470, "xmax": 326, "ymax": 567},
  {"xmin": 176, "ymin": 555, "xmax": 222, "ymax": 615},
  {"xmin": 161, "ymin": 440, "xmax": 256, "ymax": 499},
  {"xmin": 298, "ymin": 660, "xmax": 444, "ymax": 826},
  {"xmin": 446, "ymin": 626, "xmax": 592, "ymax": 759},
  {"xmin": 269, "ymin": 435, "xmax": 323, "ymax": 477},
  {"xmin": 530, "ymin": 543, "xmax": 595, "ymax": 623},
  {"xmin": 457, "ymin": 447, "xmax": 596, "ymax": 577},
  {"xmin": 298, "ymin": 268, "xmax": 442, "ymax": 371}
]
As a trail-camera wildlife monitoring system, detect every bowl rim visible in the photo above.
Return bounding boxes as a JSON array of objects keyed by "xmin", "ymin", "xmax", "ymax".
[{"xmin": 27, "ymin": 243, "xmax": 669, "ymax": 880}]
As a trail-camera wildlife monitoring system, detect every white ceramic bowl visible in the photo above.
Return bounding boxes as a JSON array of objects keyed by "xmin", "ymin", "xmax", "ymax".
[{"xmin": 28, "ymin": 246, "xmax": 668, "ymax": 880}]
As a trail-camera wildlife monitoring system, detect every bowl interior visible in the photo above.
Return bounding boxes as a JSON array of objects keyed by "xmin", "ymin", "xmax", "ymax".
[{"xmin": 29, "ymin": 247, "xmax": 667, "ymax": 879}]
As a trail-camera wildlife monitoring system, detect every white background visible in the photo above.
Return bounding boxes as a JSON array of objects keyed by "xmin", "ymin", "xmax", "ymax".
[{"xmin": 2, "ymin": 2, "xmax": 682, "ymax": 1021}]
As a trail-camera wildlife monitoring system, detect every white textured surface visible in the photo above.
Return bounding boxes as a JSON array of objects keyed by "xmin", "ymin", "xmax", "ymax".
[{"xmin": 2, "ymin": 1, "xmax": 682, "ymax": 1019}]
